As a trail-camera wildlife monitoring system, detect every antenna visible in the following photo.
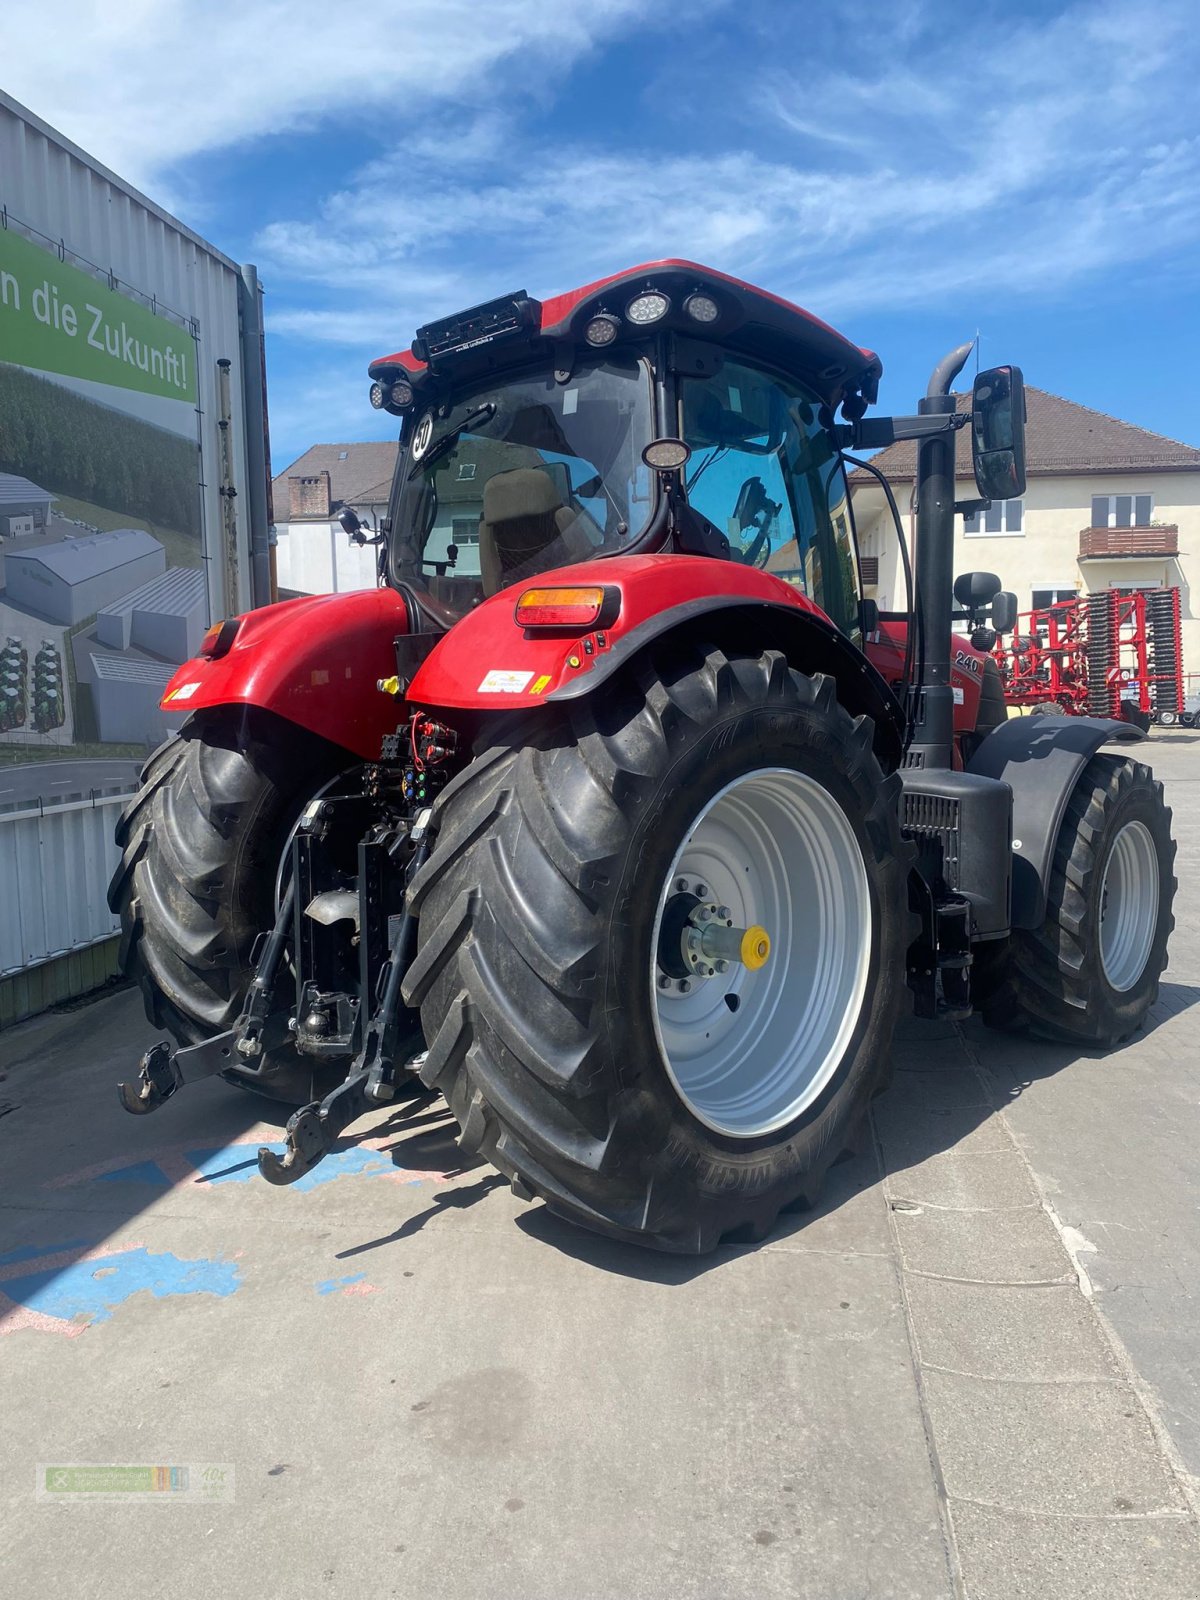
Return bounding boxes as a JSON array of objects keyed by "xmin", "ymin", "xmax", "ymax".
[{"xmin": 973, "ymin": 330, "xmax": 981, "ymax": 377}]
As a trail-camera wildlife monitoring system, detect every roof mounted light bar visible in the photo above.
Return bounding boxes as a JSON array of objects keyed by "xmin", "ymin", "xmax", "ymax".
[{"xmin": 412, "ymin": 292, "xmax": 541, "ymax": 364}]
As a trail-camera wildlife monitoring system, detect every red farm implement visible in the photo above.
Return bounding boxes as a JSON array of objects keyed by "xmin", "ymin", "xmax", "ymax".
[{"xmin": 997, "ymin": 588, "xmax": 1184, "ymax": 727}]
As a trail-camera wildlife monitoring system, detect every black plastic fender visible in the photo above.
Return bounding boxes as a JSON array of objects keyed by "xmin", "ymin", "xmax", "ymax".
[
  {"xmin": 547, "ymin": 595, "xmax": 907, "ymax": 768},
  {"xmin": 966, "ymin": 714, "xmax": 1146, "ymax": 928}
]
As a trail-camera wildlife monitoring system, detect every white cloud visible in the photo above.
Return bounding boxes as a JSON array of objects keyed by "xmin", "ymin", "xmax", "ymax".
[
  {"xmin": 253, "ymin": 0, "xmax": 1200, "ymax": 362},
  {"xmin": 2, "ymin": 0, "xmax": 653, "ymax": 188}
]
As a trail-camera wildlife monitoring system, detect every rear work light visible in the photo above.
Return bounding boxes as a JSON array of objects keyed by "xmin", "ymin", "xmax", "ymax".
[
  {"xmin": 200, "ymin": 618, "xmax": 240, "ymax": 658},
  {"xmin": 515, "ymin": 586, "xmax": 620, "ymax": 631}
]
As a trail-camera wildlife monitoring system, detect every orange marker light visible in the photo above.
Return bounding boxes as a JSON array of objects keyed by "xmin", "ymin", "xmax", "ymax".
[
  {"xmin": 199, "ymin": 618, "xmax": 241, "ymax": 659},
  {"xmin": 515, "ymin": 586, "xmax": 618, "ymax": 630}
]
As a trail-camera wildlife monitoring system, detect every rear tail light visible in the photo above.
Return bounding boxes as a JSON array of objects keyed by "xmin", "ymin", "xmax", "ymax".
[
  {"xmin": 515, "ymin": 586, "xmax": 619, "ymax": 630},
  {"xmin": 200, "ymin": 618, "xmax": 241, "ymax": 658}
]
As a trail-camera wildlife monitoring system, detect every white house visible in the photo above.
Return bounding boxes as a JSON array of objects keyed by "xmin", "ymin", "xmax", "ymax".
[
  {"xmin": 850, "ymin": 388, "xmax": 1200, "ymax": 671},
  {"xmin": 271, "ymin": 441, "xmax": 398, "ymax": 596}
]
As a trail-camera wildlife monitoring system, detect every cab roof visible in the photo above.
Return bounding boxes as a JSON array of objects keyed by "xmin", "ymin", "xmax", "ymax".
[{"xmin": 369, "ymin": 259, "xmax": 881, "ymax": 410}]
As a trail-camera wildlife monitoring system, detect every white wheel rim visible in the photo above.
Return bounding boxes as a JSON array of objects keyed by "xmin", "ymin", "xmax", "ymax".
[
  {"xmin": 649, "ymin": 767, "xmax": 872, "ymax": 1139},
  {"xmin": 1099, "ymin": 819, "xmax": 1159, "ymax": 992}
]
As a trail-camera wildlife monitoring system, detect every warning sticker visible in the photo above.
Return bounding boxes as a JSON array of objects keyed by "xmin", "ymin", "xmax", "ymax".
[
  {"xmin": 167, "ymin": 681, "xmax": 201, "ymax": 702},
  {"xmin": 530, "ymin": 674, "xmax": 552, "ymax": 695},
  {"xmin": 953, "ymin": 686, "xmax": 964, "ymax": 704},
  {"xmin": 477, "ymin": 669, "xmax": 535, "ymax": 694}
]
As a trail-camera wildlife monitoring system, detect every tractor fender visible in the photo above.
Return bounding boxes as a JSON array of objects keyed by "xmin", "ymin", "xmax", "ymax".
[
  {"xmin": 548, "ymin": 594, "xmax": 906, "ymax": 767},
  {"xmin": 404, "ymin": 554, "xmax": 905, "ymax": 765},
  {"xmin": 158, "ymin": 588, "xmax": 410, "ymax": 761},
  {"xmin": 966, "ymin": 713, "xmax": 1146, "ymax": 928}
]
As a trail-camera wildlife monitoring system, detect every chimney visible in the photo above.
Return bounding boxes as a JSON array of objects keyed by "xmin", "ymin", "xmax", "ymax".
[{"xmin": 288, "ymin": 470, "xmax": 332, "ymax": 519}]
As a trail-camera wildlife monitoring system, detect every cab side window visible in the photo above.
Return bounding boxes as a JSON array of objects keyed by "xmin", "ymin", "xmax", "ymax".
[{"xmin": 679, "ymin": 358, "xmax": 859, "ymax": 638}]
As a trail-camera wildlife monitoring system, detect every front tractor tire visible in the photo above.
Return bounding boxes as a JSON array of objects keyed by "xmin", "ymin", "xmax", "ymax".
[
  {"xmin": 981, "ymin": 755, "xmax": 1176, "ymax": 1045},
  {"xmin": 403, "ymin": 644, "xmax": 912, "ymax": 1253},
  {"xmin": 109, "ymin": 727, "xmax": 347, "ymax": 1103}
]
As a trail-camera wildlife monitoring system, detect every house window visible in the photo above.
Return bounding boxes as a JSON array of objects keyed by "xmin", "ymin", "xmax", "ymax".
[
  {"xmin": 337, "ymin": 450, "xmax": 348, "ymax": 461},
  {"xmin": 1092, "ymin": 493, "xmax": 1152, "ymax": 528},
  {"xmin": 456, "ymin": 462, "xmax": 477, "ymax": 482},
  {"xmin": 963, "ymin": 499, "xmax": 1023, "ymax": 536},
  {"xmin": 1031, "ymin": 585, "xmax": 1076, "ymax": 611},
  {"xmin": 451, "ymin": 517, "xmax": 480, "ymax": 546}
]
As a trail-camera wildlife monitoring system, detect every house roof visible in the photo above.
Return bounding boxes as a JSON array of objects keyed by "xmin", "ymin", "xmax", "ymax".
[
  {"xmin": 766, "ymin": 537, "xmax": 804, "ymax": 576},
  {"xmin": 7, "ymin": 528, "xmax": 163, "ymax": 583},
  {"xmin": 272, "ymin": 442, "xmax": 399, "ymax": 519},
  {"xmin": 849, "ymin": 387, "xmax": 1200, "ymax": 485}
]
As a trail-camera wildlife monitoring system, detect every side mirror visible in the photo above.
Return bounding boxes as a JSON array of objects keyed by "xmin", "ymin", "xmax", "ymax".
[
  {"xmin": 338, "ymin": 506, "xmax": 363, "ymax": 542},
  {"xmin": 859, "ymin": 597, "xmax": 879, "ymax": 637},
  {"xmin": 972, "ymin": 366, "xmax": 1027, "ymax": 501},
  {"xmin": 990, "ymin": 590, "xmax": 1018, "ymax": 634},
  {"xmin": 954, "ymin": 571, "xmax": 1002, "ymax": 610}
]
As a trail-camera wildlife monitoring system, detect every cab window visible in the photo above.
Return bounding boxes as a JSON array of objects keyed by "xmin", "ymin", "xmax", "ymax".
[{"xmin": 679, "ymin": 357, "xmax": 860, "ymax": 638}]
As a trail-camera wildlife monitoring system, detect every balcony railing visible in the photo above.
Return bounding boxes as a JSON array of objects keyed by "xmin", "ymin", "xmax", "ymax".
[{"xmin": 1078, "ymin": 524, "xmax": 1178, "ymax": 558}]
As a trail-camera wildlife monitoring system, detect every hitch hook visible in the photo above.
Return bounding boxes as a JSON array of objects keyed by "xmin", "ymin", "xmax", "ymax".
[{"xmin": 117, "ymin": 1041, "xmax": 180, "ymax": 1115}]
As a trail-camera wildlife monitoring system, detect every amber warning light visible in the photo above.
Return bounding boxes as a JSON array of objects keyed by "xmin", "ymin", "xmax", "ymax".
[
  {"xmin": 515, "ymin": 586, "xmax": 620, "ymax": 631},
  {"xmin": 200, "ymin": 618, "xmax": 241, "ymax": 658}
]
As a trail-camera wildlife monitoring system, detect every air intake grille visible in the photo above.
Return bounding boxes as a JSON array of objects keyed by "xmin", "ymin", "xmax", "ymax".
[
  {"xmin": 902, "ymin": 792, "xmax": 961, "ymax": 887},
  {"xmin": 903, "ymin": 793, "xmax": 960, "ymax": 834}
]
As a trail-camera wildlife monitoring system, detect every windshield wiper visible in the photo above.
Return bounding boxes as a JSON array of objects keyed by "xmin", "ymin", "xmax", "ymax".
[{"xmin": 408, "ymin": 403, "xmax": 496, "ymax": 479}]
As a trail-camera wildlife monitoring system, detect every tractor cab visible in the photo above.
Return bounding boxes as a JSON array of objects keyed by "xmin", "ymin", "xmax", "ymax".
[{"xmin": 366, "ymin": 262, "xmax": 879, "ymax": 640}]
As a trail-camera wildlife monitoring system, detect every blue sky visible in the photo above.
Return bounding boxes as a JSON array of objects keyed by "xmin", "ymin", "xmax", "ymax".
[{"xmin": 6, "ymin": 0, "xmax": 1199, "ymax": 471}]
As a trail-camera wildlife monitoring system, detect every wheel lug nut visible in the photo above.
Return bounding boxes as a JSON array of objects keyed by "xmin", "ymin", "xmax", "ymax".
[
  {"xmin": 675, "ymin": 877, "xmax": 689, "ymax": 892},
  {"xmin": 694, "ymin": 883, "xmax": 709, "ymax": 898},
  {"xmin": 657, "ymin": 973, "xmax": 672, "ymax": 990},
  {"xmin": 717, "ymin": 905, "xmax": 731, "ymax": 921},
  {"xmin": 715, "ymin": 959, "xmax": 729, "ymax": 974},
  {"xmin": 679, "ymin": 979, "xmax": 691, "ymax": 994}
]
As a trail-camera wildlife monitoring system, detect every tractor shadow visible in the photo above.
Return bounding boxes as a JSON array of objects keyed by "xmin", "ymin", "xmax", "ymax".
[{"xmin": 506, "ymin": 982, "xmax": 1200, "ymax": 1283}]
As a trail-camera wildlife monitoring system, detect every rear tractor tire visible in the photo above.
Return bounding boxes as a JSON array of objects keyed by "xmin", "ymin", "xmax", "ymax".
[
  {"xmin": 403, "ymin": 643, "xmax": 913, "ymax": 1253},
  {"xmin": 980, "ymin": 755, "xmax": 1175, "ymax": 1045},
  {"xmin": 109, "ymin": 726, "xmax": 351, "ymax": 1103}
]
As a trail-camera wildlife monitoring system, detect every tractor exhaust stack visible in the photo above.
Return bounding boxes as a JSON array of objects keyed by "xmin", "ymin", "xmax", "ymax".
[{"xmin": 907, "ymin": 341, "xmax": 974, "ymax": 771}]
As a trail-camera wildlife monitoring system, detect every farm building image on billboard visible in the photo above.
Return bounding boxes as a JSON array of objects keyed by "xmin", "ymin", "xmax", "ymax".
[{"xmin": 0, "ymin": 225, "xmax": 204, "ymax": 784}]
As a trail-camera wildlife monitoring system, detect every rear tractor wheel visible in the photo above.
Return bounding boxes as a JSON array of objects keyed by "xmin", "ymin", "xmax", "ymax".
[
  {"xmin": 403, "ymin": 643, "xmax": 912, "ymax": 1252},
  {"xmin": 980, "ymin": 755, "xmax": 1175, "ymax": 1044},
  {"xmin": 109, "ymin": 724, "xmax": 355, "ymax": 1102}
]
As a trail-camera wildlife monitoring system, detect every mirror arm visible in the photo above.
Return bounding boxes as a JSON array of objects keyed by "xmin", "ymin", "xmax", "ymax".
[
  {"xmin": 834, "ymin": 413, "xmax": 967, "ymax": 450},
  {"xmin": 954, "ymin": 498, "xmax": 991, "ymax": 516}
]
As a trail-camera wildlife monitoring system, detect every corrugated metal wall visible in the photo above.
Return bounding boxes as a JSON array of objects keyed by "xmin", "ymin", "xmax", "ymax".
[
  {"xmin": 0, "ymin": 89, "xmax": 253, "ymax": 618},
  {"xmin": 0, "ymin": 93, "xmax": 262, "ymax": 1010},
  {"xmin": 0, "ymin": 795, "xmax": 125, "ymax": 976}
]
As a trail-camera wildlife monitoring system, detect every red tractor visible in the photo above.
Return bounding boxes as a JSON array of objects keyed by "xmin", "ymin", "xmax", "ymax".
[{"xmin": 110, "ymin": 262, "xmax": 1176, "ymax": 1252}]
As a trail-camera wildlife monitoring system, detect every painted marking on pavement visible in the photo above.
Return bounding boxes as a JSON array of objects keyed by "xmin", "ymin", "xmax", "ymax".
[
  {"xmin": 314, "ymin": 1273, "xmax": 379, "ymax": 1297},
  {"xmin": 47, "ymin": 1126, "xmax": 454, "ymax": 1194},
  {"xmin": 0, "ymin": 1239, "xmax": 239, "ymax": 1336}
]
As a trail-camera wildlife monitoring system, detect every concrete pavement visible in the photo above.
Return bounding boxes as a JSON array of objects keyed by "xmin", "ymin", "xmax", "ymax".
[{"xmin": 2, "ymin": 736, "xmax": 1199, "ymax": 1598}]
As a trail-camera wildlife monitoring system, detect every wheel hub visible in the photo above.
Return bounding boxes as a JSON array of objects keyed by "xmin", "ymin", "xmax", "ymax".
[
  {"xmin": 656, "ymin": 879, "xmax": 772, "ymax": 991},
  {"xmin": 649, "ymin": 767, "xmax": 872, "ymax": 1139},
  {"xmin": 1098, "ymin": 818, "xmax": 1159, "ymax": 992}
]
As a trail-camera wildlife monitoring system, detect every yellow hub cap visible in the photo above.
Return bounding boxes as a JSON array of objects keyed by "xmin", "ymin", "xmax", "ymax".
[{"xmin": 740, "ymin": 926, "xmax": 771, "ymax": 970}]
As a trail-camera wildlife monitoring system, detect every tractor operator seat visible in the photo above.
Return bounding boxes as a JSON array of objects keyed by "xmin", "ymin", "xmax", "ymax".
[{"xmin": 479, "ymin": 466, "xmax": 578, "ymax": 596}]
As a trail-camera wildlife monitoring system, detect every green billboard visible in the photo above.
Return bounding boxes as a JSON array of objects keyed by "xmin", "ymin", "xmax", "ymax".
[{"xmin": 0, "ymin": 226, "xmax": 196, "ymax": 403}]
